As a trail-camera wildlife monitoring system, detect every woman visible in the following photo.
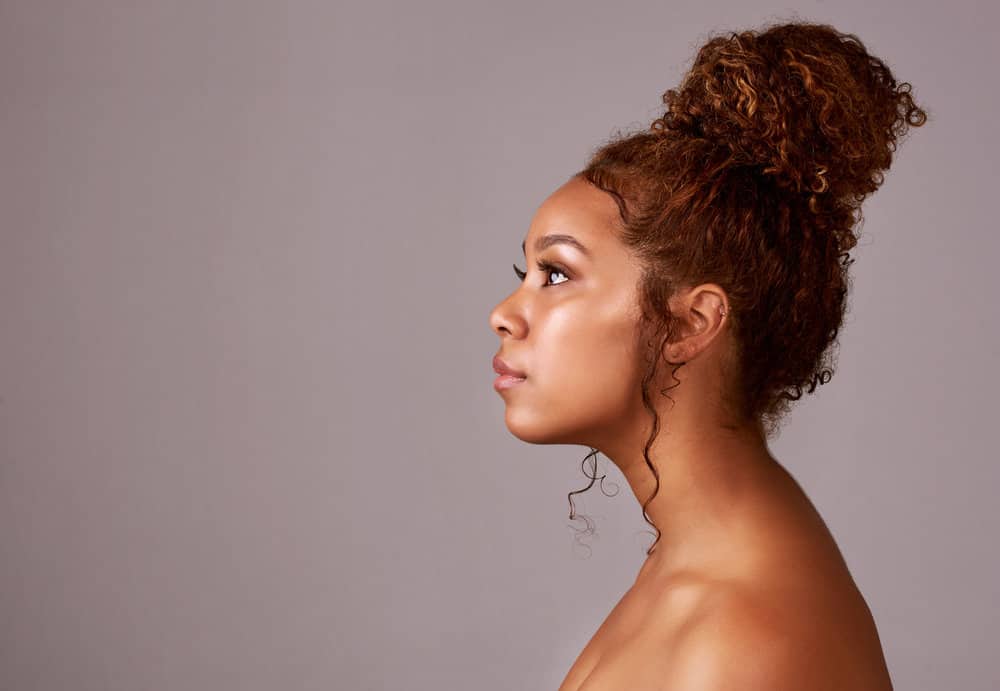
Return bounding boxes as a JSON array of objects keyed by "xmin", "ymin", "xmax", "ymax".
[{"xmin": 488, "ymin": 21, "xmax": 926, "ymax": 691}]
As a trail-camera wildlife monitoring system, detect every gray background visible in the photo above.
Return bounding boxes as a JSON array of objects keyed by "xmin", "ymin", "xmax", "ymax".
[{"xmin": 1, "ymin": 1, "xmax": 997, "ymax": 689}]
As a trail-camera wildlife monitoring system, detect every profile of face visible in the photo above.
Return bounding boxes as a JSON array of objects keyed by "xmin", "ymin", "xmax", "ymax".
[{"xmin": 489, "ymin": 176, "xmax": 649, "ymax": 448}]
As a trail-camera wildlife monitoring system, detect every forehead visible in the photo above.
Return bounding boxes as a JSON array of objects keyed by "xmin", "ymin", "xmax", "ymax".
[{"xmin": 524, "ymin": 177, "xmax": 624, "ymax": 253}]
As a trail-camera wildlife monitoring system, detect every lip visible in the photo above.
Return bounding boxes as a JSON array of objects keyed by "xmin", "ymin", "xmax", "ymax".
[
  {"xmin": 493, "ymin": 373, "xmax": 526, "ymax": 391},
  {"xmin": 492, "ymin": 355, "xmax": 527, "ymax": 392},
  {"xmin": 492, "ymin": 355, "xmax": 527, "ymax": 378}
]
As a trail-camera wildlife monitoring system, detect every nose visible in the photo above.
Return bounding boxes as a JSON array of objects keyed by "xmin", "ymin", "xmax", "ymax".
[{"xmin": 489, "ymin": 290, "xmax": 525, "ymax": 338}]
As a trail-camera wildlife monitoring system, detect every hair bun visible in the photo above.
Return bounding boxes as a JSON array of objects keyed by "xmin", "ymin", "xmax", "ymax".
[{"xmin": 651, "ymin": 22, "xmax": 927, "ymax": 208}]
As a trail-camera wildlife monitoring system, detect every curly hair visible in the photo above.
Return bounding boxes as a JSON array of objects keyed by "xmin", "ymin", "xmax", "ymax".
[{"xmin": 565, "ymin": 20, "xmax": 928, "ymax": 557}]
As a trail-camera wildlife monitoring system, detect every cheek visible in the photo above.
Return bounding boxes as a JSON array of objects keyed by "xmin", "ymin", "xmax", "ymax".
[{"xmin": 535, "ymin": 312, "xmax": 643, "ymax": 417}]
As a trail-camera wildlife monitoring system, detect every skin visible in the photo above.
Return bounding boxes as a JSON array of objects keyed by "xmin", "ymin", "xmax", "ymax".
[{"xmin": 488, "ymin": 175, "xmax": 894, "ymax": 690}]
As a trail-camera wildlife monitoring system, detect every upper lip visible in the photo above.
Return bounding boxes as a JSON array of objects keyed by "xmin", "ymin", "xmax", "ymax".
[{"xmin": 493, "ymin": 355, "xmax": 527, "ymax": 378}]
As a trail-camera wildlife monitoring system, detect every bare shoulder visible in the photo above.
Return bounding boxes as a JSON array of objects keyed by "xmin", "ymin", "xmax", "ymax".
[
  {"xmin": 664, "ymin": 587, "xmax": 849, "ymax": 691},
  {"xmin": 578, "ymin": 578, "xmax": 893, "ymax": 691},
  {"xmin": 574, "ymin": 473, "xmax": 895, "ymax": 691}
]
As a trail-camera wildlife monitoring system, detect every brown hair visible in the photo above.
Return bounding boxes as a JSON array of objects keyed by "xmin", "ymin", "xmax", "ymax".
[{"xmin": 566, "ymin": 20, "xmax": 928, "ymax": 557}]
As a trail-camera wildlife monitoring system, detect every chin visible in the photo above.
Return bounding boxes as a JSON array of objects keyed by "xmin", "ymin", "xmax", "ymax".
[{"xmin": 504, "ymin": 408, "xmax": 592, "ymax": 446}]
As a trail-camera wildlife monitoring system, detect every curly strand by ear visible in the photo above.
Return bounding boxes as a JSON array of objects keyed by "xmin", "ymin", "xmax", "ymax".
[{"xmin": 636, "ymin": 328, "xmax": 687, "ymax": 557}]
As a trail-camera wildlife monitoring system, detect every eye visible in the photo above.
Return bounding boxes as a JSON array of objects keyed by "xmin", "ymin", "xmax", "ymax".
[{"xmin": 512, "ymin": 260, "xmax": 570, "ymax": 287}]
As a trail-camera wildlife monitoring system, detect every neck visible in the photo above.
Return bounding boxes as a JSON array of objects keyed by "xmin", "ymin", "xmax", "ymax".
[{"xmin": 593, "ymin": 393, "xmax": 779, "ymax": 585}]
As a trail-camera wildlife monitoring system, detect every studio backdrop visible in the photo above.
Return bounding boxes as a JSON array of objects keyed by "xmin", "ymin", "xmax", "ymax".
[{"xmin": 1, "ymin": 1, "xmax": 997, "ymax": 690}]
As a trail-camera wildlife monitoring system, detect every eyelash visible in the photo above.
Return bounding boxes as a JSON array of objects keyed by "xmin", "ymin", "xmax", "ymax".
[{"xmin": 513, "ymin": 260, "xmax": 569, "ymax": 286}]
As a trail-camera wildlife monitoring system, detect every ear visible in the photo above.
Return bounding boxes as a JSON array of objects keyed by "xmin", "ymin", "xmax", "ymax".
[{"xmin": 663, "ymin": 284, "xmax": 729, "ymax": 363}]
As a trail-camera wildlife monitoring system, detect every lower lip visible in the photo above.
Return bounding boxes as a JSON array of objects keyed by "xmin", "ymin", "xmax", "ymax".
[{"xmin": 494, "ymin": 374, "xmax": 527, "ymax": 391}]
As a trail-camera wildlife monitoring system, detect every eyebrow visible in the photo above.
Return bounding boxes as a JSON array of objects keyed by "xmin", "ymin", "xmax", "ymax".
[{"xmin": 521, "ymin": 234, "xmax": 591, "ymax": 258}]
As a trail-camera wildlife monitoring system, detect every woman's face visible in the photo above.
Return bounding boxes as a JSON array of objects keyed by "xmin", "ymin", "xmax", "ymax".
[{"xmin": 489, "ymin": 176, "xmax": 649, "ymax": 447}]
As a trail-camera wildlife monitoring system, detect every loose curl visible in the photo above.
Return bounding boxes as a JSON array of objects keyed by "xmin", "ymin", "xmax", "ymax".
[{"xmin": 565, "ymin": 21, "xmax": 928, "ymax": 557}]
